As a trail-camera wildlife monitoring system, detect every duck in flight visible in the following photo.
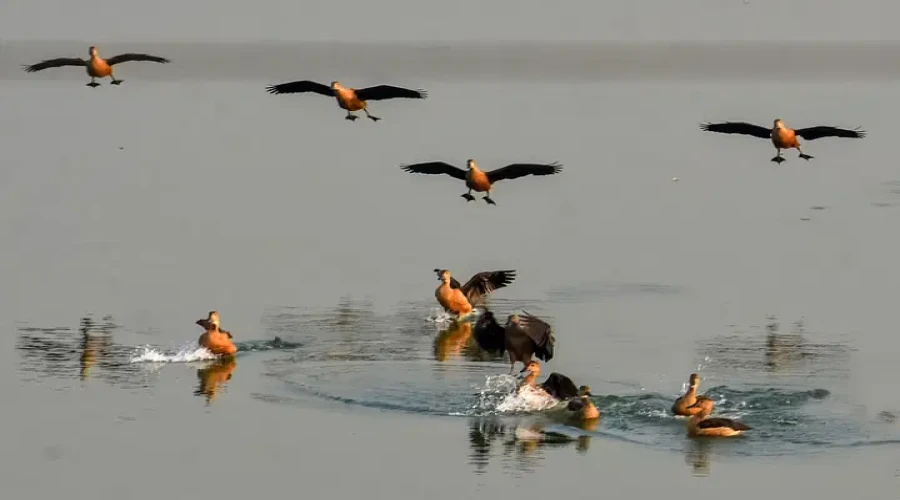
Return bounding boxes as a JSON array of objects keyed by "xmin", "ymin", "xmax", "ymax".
[
  {"xmin": 22, "ymin": 46, "xmax": 170, "ymax": 87},
  {"xmin": 400, "ymin": 159, "xmax": 562, "ymax": 205},
  {"xmin": 196, "ymin": 311, "xmax": 237, "ymax": 357},
  {"xmin": 473, "ymin": 308, "xmax": 559, "ymax": 376},
  {"xmin": 264, "ymin": 80, "xmax": 427, "ymax": 121},
  {"xmin": 685, "ymin": 396, "xmax": 751, "ymax": 438},
  {"xmin": 700, "ymin": 118, "xmax": 865, "ymax": 164},
  {"xmin": 433, "ymin": 269, "xmax": 515, "ymax": 319}
]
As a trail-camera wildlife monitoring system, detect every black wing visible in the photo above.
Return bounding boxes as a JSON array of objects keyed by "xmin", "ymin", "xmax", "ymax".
[
  {"xmin": 517, "ymin": 310, "xmax": 555, "ymax": 361},
  {"xmin": 105, "ymin": 53, "xmax": 171, "ymax": 66},
  {"xmin": 22, "ymin": 57, "xmax": 86, "ymax": 72},
  {"xmin": 265, "ymin": 80, "xmax": 333, "ymax": 96},
  {"xmin": 220, "ymin": 329, "xmax": 234, "ymax": 340},
  {"xmin": 699, "ymin": 121, "xmax": 771, "ymax": 139},
  {"xmin": 472, "ymin": 310, "xmax": 506, "ymax": 354},
  {"xmin": 354, "ymin": 85, "xmax": 428, "ymax": 101},
  {"xmin": 399, "ymin": 162, "xmax": 467, "ymax": 180},
  {"xmin": 542, "ymin": 372, "xmax": 578, "ymax": 400},
  {"xmin": 697, "ymin": 418, "xmax": 751, "ymax": 431},
  {"xmin": 460, "ymin": 270, "xmax": 517, "ymax": 304},
  {"xmin": 486, "ymin": 162, "xmax": 563, "ymax": 183},
  {"xmin": 794, "ymin": 126, "xmax": 866, "ymax": 140}
]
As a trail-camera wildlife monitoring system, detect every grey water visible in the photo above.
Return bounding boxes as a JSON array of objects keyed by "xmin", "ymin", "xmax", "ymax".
[{"xmin": 4, "ymin": 9, "xmax": 900, "ymax": 499}]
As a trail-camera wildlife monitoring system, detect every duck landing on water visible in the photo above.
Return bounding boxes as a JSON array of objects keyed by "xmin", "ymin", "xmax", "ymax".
[
  {"xmin": 700, "ymin": 118, "xmax": 865, "ymax": 164},
  {"xmin": 433, "ymin": 268, "xmax": 516, "ymax": 319},
  {"xmin": 264, "ymin": 80, "xmax": 427, "ymax": 122},
  {"xmin": 400, "ymin": 159, "xmax": 562, "ymax": 205},
  {"xmin": 472, "ymin": 308, "xmax": 557, "ymax": 375},
  {"xmin": 22, "ymin": 45, "xmax": 170, "ymax": 87}
]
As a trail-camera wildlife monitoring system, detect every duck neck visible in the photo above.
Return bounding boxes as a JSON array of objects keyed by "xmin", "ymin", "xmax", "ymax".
[{"xmin": 521, "ymin": 372, "xmax": 538, "ymax": 386}]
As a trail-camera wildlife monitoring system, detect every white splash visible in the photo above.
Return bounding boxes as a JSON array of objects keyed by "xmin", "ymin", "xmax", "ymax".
[
  {"xmin": 129, "ymin": 342, "xmax": 219, "ymax": 364},
  {"xmin": 496, "ymin": 384, "xmax": 565, "ymax": 413},
  {"xmin": 425, "ymin": 307, "xmax": 455, "ymax": 325}
]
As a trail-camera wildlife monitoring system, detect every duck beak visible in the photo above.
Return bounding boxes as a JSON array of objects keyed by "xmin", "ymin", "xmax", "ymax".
[{"xmin": 196, "ymin": 319, "xmax": 206, "ymax": 327}]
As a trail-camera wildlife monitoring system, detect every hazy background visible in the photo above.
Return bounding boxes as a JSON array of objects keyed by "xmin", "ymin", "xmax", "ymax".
[
  {"xmin": 3, "ymin": 1, "xmax": 900, "ymax": 499},
  {"xmin": 1, "ymin": 0, "xmax": 899, "ymax": 43}
]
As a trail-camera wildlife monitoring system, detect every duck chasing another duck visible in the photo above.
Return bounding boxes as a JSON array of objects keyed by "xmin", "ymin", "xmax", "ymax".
[
  {"xmin": 196, "ymin": 311, "xmax": 237, "ymax": 356},
  {"xmin": 22, "ymin": 46, "xmax": 170, "ymax": 87},
  {"xmin": 685, "ymin": 396, "xmax": 751, "ymax": 438},
  {"xmin": 700, "ymin": 118, "xmax": 865, "ymax": 164},
  {"xmin": 264, "ymin": 80, "xmax": 427, "ymax": 121},
  {"xmin": 672, "ymin": 373, "xmax": 702, "ymax": 416},
  {"xmin": 399, "ymin": 159, "xmax": 562, "ymax": 205},
  {"xmin": 433, "ymin": 269, "xmax": 515, "ymax": 319},
  {"xmin": 518, "ymin": 361, "xmax": 580, "ymax": 400},
  {"xmin": 473, "ymin": 308, "xmax": 557, "ymax": 375}
]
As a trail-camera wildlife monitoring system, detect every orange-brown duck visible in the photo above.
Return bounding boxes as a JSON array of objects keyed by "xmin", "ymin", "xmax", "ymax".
[{"xmin": 700, "ymin": 118, "xmax": 865, "ymax": 164}]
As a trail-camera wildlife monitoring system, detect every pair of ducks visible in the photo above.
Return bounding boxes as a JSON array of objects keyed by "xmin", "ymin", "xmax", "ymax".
[
  {"xmin": 672, "ymin": 373, "xmax": 751, "ymax": 438},
  {"xmin": 519, "ymin": 360, "xmax": 600, "ymax": 422}
]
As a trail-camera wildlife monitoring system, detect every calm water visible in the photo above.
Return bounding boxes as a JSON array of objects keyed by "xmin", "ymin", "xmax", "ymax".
[{"xmin": 3, "ymin": 41, "xmax": 900, "ymax": 498}]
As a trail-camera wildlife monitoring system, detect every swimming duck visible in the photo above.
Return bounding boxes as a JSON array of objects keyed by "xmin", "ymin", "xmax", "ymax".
[
  {"xmin": 400, "ymin": 159, "xmax": 562, "ymax": 205},
  {"xmin": 473, "ymin": 308, "xmax": 558, "ymax": 375},
  {"xmin": 685, "ymin": 396, "xmax": 751, "ymax": 438},
  {"xmin": 566, "ymin": 385, "xmax": 600, "ymax": 420},
  {"xmin": 264, "ymin": 80, "xmax": 427, "ymax": 121},
  {"xmin": 700, "ymin": 118, "xmax": 865, "ymax": 164},
  {"xmin": 671, "ymin": 373, "xmax": 702, "ymax": 416},
  {"xmin": 22, "ymin": 45, "xmax": 170, "ymax": 87},
  {"xmin": 195, "ymin": 311, "xmax": 237, "ymax": 356},
  {"xmin": 518, "ymin": 361, "xmax": 580, "ymax": 400},
  {"xmin": 433, "ymin": 268, "xmax": 516, "ymax": 318}
]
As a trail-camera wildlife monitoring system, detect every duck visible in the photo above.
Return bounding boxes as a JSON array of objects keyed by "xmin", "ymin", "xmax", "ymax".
[
  {"xmin": 518, "ymin": 361, "xmax": 580, "ymax": 401},
  {"xmin": 473, "ymin": 308, "xmax": 557, "ymax": 375},
  {"xmin": 264, "ymin": 80, "xmax": 427, "ymax": 121},
  {"xmin": 700, "ymin": 118, "xmax": 865, "ymax": 164},
  {"xmin": 433, "ymin": 268, "xmax": 515, "ymax": 319},
  {"xmin": 400, "ymin": 159, "xmax": 562, "ymax": 205},
  {"xmin": 685, "ymin": 396, "xmax": 751, "ymax": 438},
  {"xmin": 195, "ymin": 311, "xmax": 237, "ymax": 356},
  {"xmin": 566, "ymin": 385, "xmax": 600, "ymax": 421},
  {"xmin": 22, "ymin": 45, "xmax": 170, "ymax": 87},
  {"xmin": 671, "ymin": 373, "xmax": 702, "ymax": 416}
]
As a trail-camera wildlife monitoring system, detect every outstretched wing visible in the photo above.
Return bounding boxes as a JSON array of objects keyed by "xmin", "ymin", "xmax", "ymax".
[
  {"xmin": 794, "ymin": 126, "xmax": 866, "ymax": 140},
  {"xmin": 355, "ymin": 85, "xmax": 428, "ymax": 101},
  {"xmin": 472, "ymin": 309, "xmax": 506, "ymax": 354},
  {"xmin": 105, "ymin": 53, "xmax": 171, "ymax": 66},
  {"xmin": 518, "ymin": 310, "xmax": 554, "ymax": 348},
  {"xmin": 265, "ymin": 80, "xmax": 333, "ymax": 96},
  {"xmin": 699, "ymin": 121, "xmax": 771, "ymax": 139},
  {"xmin": 22, "ymin": 58, "xmax": 86, "ymax": 72},
  {"xmin": 400, "ymin": 162, "xmax": 467, "ymax": 180},
  {"xmin": 486, "ymin": 162, "xmax": 563, "ymax": 183},
  {"xmin": 460, "ymin": 270, "xmax": 517, "ymax": 304}
]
